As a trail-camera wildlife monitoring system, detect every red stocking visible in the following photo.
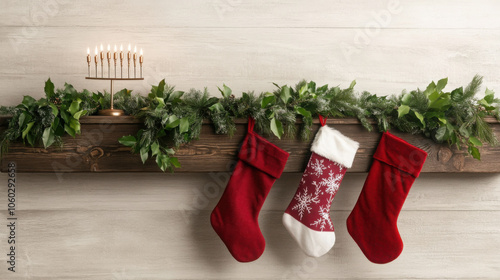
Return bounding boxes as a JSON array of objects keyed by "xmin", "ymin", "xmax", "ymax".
[
  {"xmin": 347, "ymin": 132, "xmax": 427, "ymax": 264},
  {"xmin": 211, "ymin": 118, "xmax": 289, "ymax": 262}
]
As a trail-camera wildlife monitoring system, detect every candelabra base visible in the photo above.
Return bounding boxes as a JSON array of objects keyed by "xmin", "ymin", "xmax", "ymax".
[{"xmin": 98, "ymin": 109, "xmax": 125, "ymax": 116}]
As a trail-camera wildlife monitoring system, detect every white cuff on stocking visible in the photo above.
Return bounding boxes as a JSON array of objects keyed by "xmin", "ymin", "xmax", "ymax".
[{"xmin": 311, "ymin": 126, "xmax": 359, "ymax": 168}]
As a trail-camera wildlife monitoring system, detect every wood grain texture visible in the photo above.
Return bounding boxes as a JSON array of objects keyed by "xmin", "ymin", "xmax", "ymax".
[
  {"xmin": 5, "ymin": 173, "xmax": 500, "ymax": 212},
  {"xmin": 1, "ymin": 116, "xmax": 500, "ymax": 173},
  {"xmin": 0, "ymin": 209, "xmax": 498, "ymax": 279}
]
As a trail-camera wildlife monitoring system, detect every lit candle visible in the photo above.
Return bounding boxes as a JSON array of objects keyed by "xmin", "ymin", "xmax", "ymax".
[
  {"xmin": 86, "ymin": 47, "xmax": 91, "ymax": 77},
  {"xmin": 100, "ymin": 44, "xmax": 104, "ymax": 78},
  {"xmin": 119, "ymin": 44, "xmax": 124, "ymax": 78},
  {"xmin": 133, "ymin": 46, "xmax": 137, "ymax": 78},
  {"xmin": 94, "ymin": 46, "xmax": 98, "ymax": 78},
  {"xmin": 107, "ymin": 44, "xmax": 111, "ymax": 78},
  {"xmin": 113, "ymin": 45, "xmax": 118, "ymax": 78},
  {"xmin": 127, "ymin": 44, "xmax": 131, "ymax": 78},
  {"xmin": 139, "ymin": 48, "xmax": 143, "ymax": 78}
]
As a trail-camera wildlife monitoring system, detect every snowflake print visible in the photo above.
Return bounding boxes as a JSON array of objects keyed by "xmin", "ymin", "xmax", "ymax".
[
  {"xmin": 333, "ymin": 161, "xmax": 345, "ymax": 172},
  {"xmin": 310, "ymin": 204, "xmax": 334, "ymax": 231},
  {"xmin": 321, "ymin": 170, "xmax": 343, "ymax": 197},
  {"xmin": 310, "ymin": 158, "xmax": 327, "ymax": 177},
  {"xmin": 291, "ymin": 186, "xmax": 320, "ymax": 220}
]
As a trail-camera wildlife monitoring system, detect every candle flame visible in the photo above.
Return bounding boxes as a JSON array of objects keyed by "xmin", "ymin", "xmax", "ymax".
[
  {"xmin": 95, "ymin": 46, "xmax": 98, "ymax": 55},
  {"xmin": 114, "ymin": 45, "xmax": 117, "ymax": 52},
  {"xmin": 107, "ymin": 44, "xmax": 110, "ymax": 51},
  {"xmin": 87, "ymin": 47, "xmax": 90, "ymax": 55},
  {"xmin": 128, "ymin": 44, "xmax": 131, "ymax": 51},
  {"xmin": 100, "ymin": 44, "xmax": 103, "ymax": 51},
  {"xmin": 140, "ymin": 48, "xmax": 143, "ymax": 55},
  {"xmin": 120, "ymin": 44, "xmax": 123, "ymax": 51},
  {"xmin": 134, "ymin": 46, "xmax": 137, "ymax": 53}
]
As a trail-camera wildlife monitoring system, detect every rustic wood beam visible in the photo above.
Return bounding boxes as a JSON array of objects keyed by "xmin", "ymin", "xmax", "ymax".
[{"xmin": 1, "ymin": 116, "xmax": 499, "ymax": 173}]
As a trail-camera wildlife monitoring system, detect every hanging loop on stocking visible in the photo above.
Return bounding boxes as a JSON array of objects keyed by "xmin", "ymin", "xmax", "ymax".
[
  {"xmin": 248, "ymin": 116, "xmax": 255, "ymax": 133},
  {"xmin": 319, "ymin": 115, "xmax": 327, "ymax": 127}
]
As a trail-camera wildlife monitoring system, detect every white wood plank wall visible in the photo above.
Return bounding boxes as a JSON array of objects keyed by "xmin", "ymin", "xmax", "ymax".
[{"xmin": 1, "ymin": 1, "xmax": 499, "ymax": 279}]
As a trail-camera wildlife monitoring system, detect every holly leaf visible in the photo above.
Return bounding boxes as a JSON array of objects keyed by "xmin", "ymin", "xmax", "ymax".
[{"xmin": 44, "ymin": 78, "xmax": 55, "ymax": 99}]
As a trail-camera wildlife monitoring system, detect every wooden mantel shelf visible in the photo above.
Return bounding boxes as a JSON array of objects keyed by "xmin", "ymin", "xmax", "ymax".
[{"xmin": 1, "ymin": 116, "xmax": 500, "ymax": 173}]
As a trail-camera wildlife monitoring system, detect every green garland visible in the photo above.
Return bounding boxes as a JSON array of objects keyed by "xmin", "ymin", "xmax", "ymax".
[{"xmin": 1, "ymin": 76, "xmax": 499, "ymax": 171}]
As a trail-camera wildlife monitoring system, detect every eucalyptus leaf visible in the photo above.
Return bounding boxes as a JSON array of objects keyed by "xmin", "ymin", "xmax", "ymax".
[
  {"xmin": 170, "ymin": 157, "xmax": 181, "ymax": 168},
  {"xmin": 397, "ymin": 105, "xmax": 410, "ymax": 118},
  {"xmin": 468, "ymin": 136, "xmax": 483, "ymax": 147},
  {"xmin": 157, "ymin": 79, "xmax": 166, "ymax": 98},
  {"xmin": 118, "ymin": 135, "xmax": 137, "ymax": 147},
  {"xmin": 42, "ymin": 127, "xmax": 55, "ymax": 148},
  {"xmin": 261, "ymin": 95, "xmax": 276, "ymax": 108},
  {"xmin": 469, "ymin": 146, "xmax": 481, "ymax": 160},
  {"xmin": 218, "ymin": 84, "xmax": 232, "ymax": 99},
  {"xmin": 436, "ymin": 78, "xmax": 448, "ymax": 92},
  {"xmin": 280, "ymin": 86, "xmax": 291, "ymax": 104},
  {"xmin": 68, "ymin": 99, "xmax": 82, "ymax": 115},
  {"xmin": 435, "ymin": 126, "xmax": 447, "ymax": 142},
  {"xmin": 179, "ymin": 118, "xmax": 189, "ymax": 134},
  {"xmin": 151, "ymin": 142, "xmax": 160, "ymax": 156},
  {"xmin": 22, "ymin": 122, "xmax": 35, "ymax": 139},
  {"xmin": 64, "ymin": 124, "xmax": 76, "ymax": 137},
  {"xmin": 140, "ymin": 147, "xmax": 149, "ymax": 164},
  {"xmin": 414, "ymin": 111, "xmax": 425, "ymax": 127},
  {"xmin": 270, "ymin": 117, "xmax": 283, "ymax": 139}
]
